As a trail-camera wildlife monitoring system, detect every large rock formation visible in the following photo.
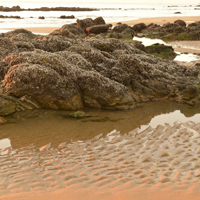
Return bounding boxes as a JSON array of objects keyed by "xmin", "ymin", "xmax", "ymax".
[{"xmin": 0, "ymin": 18, "xmax": 200, "ymax": 115}]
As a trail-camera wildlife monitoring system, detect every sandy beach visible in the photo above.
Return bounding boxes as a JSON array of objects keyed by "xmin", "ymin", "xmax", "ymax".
[
  {"xmin": 1, "ymin": 14, "xmax": 200, "ymax": 200},
  {"xmin": 113, "ymin": 16, "xmax": 200, "ymax": 26}
]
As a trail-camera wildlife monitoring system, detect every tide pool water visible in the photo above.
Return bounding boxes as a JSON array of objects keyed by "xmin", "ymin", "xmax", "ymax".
[
  {"xmin": 1, "ymin": 101, "xmax": 200, "ymax": 199},
  {"xmin": 133, "ymin": 36, "xmax": 200, "ymax": 62}
]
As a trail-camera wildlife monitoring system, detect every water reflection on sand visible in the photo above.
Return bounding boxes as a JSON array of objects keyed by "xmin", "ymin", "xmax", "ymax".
[
  {"xmin": 0, "ymin": 101, "xmax": 200, "ymax": 149},
  {"xmin": 1, "ymin": 101, "xmax": 200, "ymax": 198}
]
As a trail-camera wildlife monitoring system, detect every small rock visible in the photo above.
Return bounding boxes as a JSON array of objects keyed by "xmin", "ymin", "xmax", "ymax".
[
  {"xmin": 59, "ymin": 15, "xmax": 75, "ymax": 19},
  {"xmin": 0, "ymin": 116, "xmax": 7, "ymax": 124},
  {"xmin": 69, "ymin": 111, "xmax": 88, "ymax": 118},
  {"xmin": 93, "ymin": 16, "xmax": 105, "ymax": 25},
  {"xmin": 195, "ymin": 63, "xmax": 200, "ymax": 67},
  {"xmin": 76, "ymin": 18, "xmax": 94, "ymax": 29},
  {"xmin": 86, "ymin": 24, "xmax": 112, "ymax": 34},
  {"xmin": 174, "ymin": 19, "xmax": 186, "ymax": 27},
  {"xmin": 38, "ymin": 16, "xmax": 45, "ymax": 19},
  {"xmin": 132, "ymin": 23, "xmax": 147, "ymax": 32}
]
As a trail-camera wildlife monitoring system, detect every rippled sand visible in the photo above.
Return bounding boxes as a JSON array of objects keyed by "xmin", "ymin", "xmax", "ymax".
[
  {"xmin": 1, "ymin": 102, "xmax": 200, "ymax": 199},
  {"xmin": 1, "ymin": 123, "xmax": 200, "ymax": 199}
]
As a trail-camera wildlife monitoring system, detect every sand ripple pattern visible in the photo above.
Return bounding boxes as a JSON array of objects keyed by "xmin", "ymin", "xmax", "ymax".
[{"xmin": 1, "ymin": 121, "xmax": 200, "ymax": 195}]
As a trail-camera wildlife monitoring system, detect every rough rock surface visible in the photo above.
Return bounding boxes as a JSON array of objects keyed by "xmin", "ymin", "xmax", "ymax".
[
  {"xmin": 138, "ymin": 20, "xmax": 200, "ymax": 41},
  {"xmin": 76, "ymin": 18, "xmax": 95, "ymax": 30},
  {"xmin": 86, "ymin": 24, "xmax": 112, "ymax": 34},
  {"xmin": 109, "ymin": 23, "xmax": 135, "ymax": 39},
  {"xmin": 0, "ymin": 17, "xmax": 200, "ymax": 115},
  {"xmin": 145, "ymin": 43, "xmax": 177, "ymax": 60},
  {"xmin": 50, "ymin": 24, "xmax": 86, "ymax": 38},
  {"xmin": 174, "ymin": 19, "xmax": 186, "ymax": 27},
  {"xmin": 76, "ymin": 17, "xmax": 106, "ymax": 31},
  {"xmin": 0, "ymin": 116, "xmax": 7, "ymax": 124},
  {"xmin": 133, "ymin": 23, "xmax": 147, "ymax": 32},
  {"xmin": 93, "ymin": 17, "xmax": 105, "ymax": 25},
  {"xmin": 0, "ymin": 37, "xmax": 18, "ymax": 60}
]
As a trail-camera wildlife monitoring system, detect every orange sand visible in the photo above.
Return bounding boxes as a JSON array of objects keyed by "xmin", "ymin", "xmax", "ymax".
[
  {"xmin": 1, "ymin": 187, "xmax": 200, "ymax": 200},
  {"xmin": 1, "ymin": 120, "xmax": 200, "ymax": 200},
  {"xmin": 111, "ymin": 16, "xmax": 200, "ymax": 26}
]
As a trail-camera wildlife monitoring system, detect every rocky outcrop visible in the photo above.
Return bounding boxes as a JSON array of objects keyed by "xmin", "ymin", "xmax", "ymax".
[
  {"xmin": 133, "ymin": 23, "xmax": 147, "ymax": 32},
  {"xmin": 0, "ymin": 94, "xmax": 16, "ymax": 115},
  {"xmin": 0, "ymin": 116, "xmax": 7, "ymax": 124},
  {"xmin": 0, "ymin": 37, "xmax": 18, "ymax": 60},
  {"xmin": 77, "ymin": 18, "xmax": 94, "ymax": 30},
  {"xmin": 132, "ymin": 41, "xmax": 145, "ymax": 51},
  {"xmin": 109, "ymin": 23, "xmax": 135, "ymax": 39},
  {"xmin": 174, "ymin": 19, "xmax": 186, "ymax": 27},
  {"xmin": 0, "ymin": 15, "xmax": 21, "ymax": 19},
  {"xmin": 93, "ymin": 17, "xmax": 105, "ymax": 25},
  {"xmin": 0, "ymin": 94, "xmax": 39, "ymax": 115},
  {"xmin": 138, "ymin": 20, "xmax": 200, "ymax": 41},
  {"xmin": 0, "ymin": 18, "xmax": 200, "ymax": 115},
  {"xmin": 145, "ymin": 43, "xmax": 177, "ymax": 60},
  {"xmin": 2, "ymin": 44, "xmax": 135, "ymax": 112},
  {"xmin": 113, "ymin": 24, "xmax": 129, "ymax": 33},
  {"xmin": 1, "ymin": 29, "xmax": 36, "ymax": 42},
  {"xmin": 59, "ymin": 15, "xmax": 75, "ymax": 19},
  {"xmin": 33, "ymin": 35, "xmax": 74, "ymax": 52},
  {"xmin": 76, "ymin": 17, "xmax": 108, "ymax": 32},
  {"xmin": 50, "ymin": 24, "xmax": 86, "ymax": 38},
  {"xmin": 0, "ymin": 5, "xmax": 99, "ymax": 12},
  {"xmin": 86, "ymin": 24, "xmax": 112, "ymax": 34}
]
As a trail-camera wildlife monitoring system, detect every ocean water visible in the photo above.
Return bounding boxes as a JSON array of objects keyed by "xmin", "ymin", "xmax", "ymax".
[{"xmin": 0, "ymin": 1, "xmax": 199, "ymax": 28}]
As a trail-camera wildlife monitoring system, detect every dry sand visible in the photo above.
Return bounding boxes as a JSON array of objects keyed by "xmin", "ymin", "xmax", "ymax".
[
  {"xmin": 1, "ymin": 122, "xmax": 200, "ymax": 200},
  {"xmin": 0, "ymin": 26, "xmax": 59, "ymax": 34}
]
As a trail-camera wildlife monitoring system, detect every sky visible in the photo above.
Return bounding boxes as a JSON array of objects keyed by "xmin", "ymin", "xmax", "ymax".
[{"xmin": 3, "ymin": 0, "xmax": 200, "ymax": 4}]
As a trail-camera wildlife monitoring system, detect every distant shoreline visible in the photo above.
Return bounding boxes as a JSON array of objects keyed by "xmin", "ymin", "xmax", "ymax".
[
  {"xmin": 0, "ymin": 5, "xmax": 99, "ymax": 12},
  {"xmin": 110, "ymin": 16, "xmax": 200, "ymax": 26},
  {"xmin": 0, "ymin": 16, "xmax": 199, "ymax": 34}
]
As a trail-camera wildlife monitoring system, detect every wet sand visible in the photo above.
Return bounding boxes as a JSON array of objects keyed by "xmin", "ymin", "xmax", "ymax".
[
  {"xmin": 112, "ymin": 16, "xmax": 200, "ymax": 26},
  {"xmin": 167, "ymin": 41, "xmax": 200, "ymax": 54},
  {"xmin": 1, "ymin": 102, "xmax": 200, "ymax": 200},
  {"xmin": 1, "ymin": 121, "xmax": 200, "ymax": 200}
]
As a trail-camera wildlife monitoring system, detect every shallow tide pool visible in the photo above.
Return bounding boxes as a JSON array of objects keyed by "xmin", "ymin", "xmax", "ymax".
[
  {"xmin": 133, "ymin": 36, "xmax": 200, "ymax": 62},
  {"xmin": 1, "ymin": 101, "xmax": 200, "ymax": 198}
]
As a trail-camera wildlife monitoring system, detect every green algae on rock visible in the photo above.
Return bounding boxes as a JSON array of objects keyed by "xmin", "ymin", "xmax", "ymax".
[
  {"xmin": 145, "ymin": 43, "xmax": 177, "ymax": 60},
  {"xmin": 69, "ymin": 111, "xmax": 89, "ymax": 118},
  {"xmin": 137, "ymin": 20, "xmax": 200, "ymax": 41}
]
